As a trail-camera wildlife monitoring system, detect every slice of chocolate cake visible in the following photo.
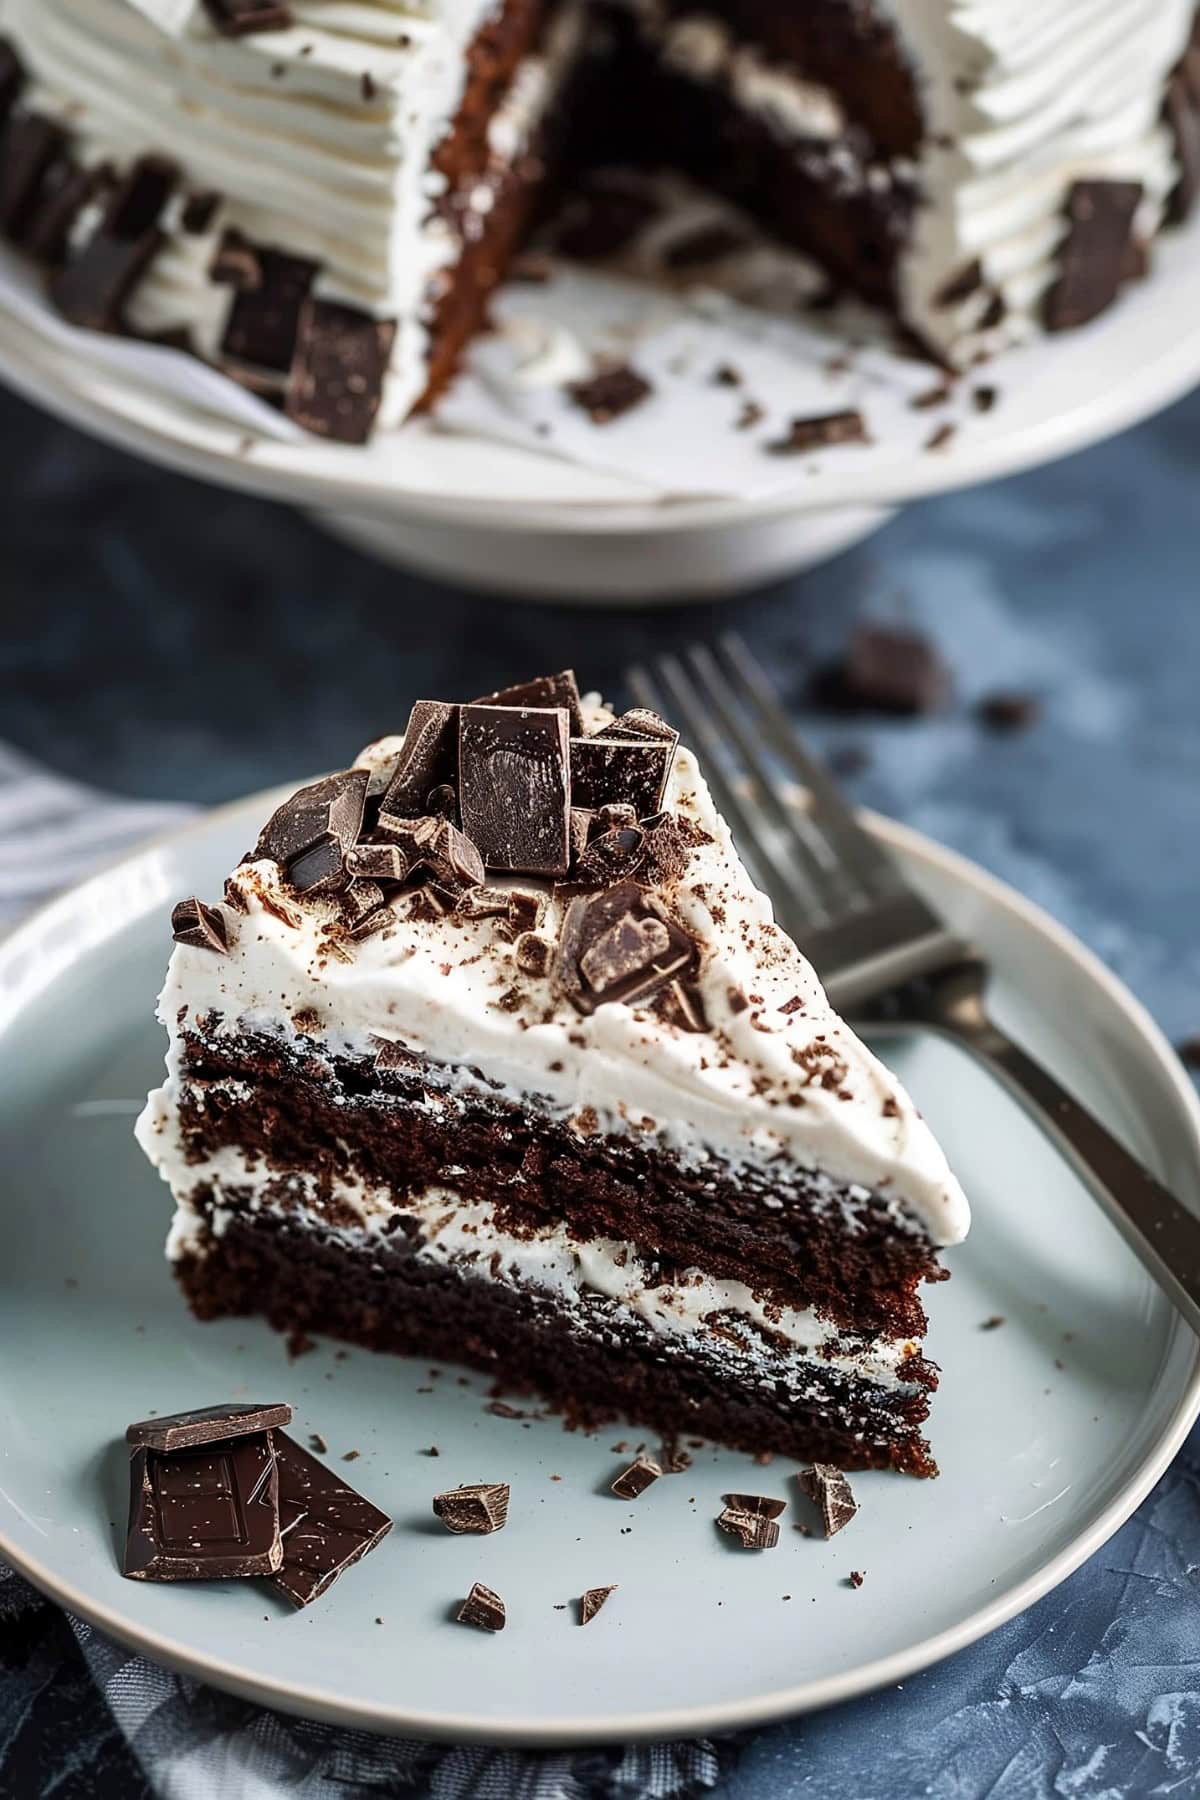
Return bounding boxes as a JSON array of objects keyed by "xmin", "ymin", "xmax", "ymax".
[{"xmin": 137, "ymin": 671, "xmax": 969, "ymax": 1476}]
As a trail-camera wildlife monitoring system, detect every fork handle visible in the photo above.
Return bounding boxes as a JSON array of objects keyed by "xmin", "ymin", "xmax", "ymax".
[{"xmin": 927, "ymin": 992, "xmax": 1200, "ymax": 1338}]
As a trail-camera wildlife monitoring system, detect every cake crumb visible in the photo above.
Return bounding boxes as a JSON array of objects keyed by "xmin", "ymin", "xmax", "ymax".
[{"xmin": 309, "ymin": 1433, "xmax": 328, "ymax": 1454}]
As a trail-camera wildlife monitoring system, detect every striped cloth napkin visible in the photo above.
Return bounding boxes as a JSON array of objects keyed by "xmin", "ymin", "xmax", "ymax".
[{"xmin": 0, "ymin": 741, "xmax": 728, "ymax": 1800}]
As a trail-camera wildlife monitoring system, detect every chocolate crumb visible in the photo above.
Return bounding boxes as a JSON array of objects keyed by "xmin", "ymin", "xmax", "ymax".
[
  {"xmin": 925, "ymin": 422, "xmax": 957, "ymax": 452},
  {"xmin": 972, "ymin": 385, "xmax": 998, "ymax": 413},
  {"xmin": 848, "ymin": 1570, "xmax": 865, "ymax": 1589},
  {"xmin": 981, "ymin": 1315, "xmax": 1006, "ymax": 1331},
  {"xmin": 309, "ymin": 1433, "xmax": 328, "ymax": 1454},
  {"xmin": 420, "ymin": 1445, "xmax": 441, "ymax": 1456},
  {"xmin": 433, "ymin": 1482, "xmax": 510, "ymax": 1534},
  {"xmin": 342, "ymin": 1450, "xmax": 360, "ymax": 1462},
  {"xmin": 976, "ymin": 691, "xmax": 1040, "ymax": 733},
  {"xmin": 579, "ymin": 1584, "xmax": 617, "ymax": 1625},
  {"xmin": 456, "ymin": 1582, "xmax": 506, "ymax": 1632},
  {"xmin": 767, "ymin": 409, "xmax": 869, "ymax": 455},
  {"xmin": 610, "ymin": 1458, "xmax": 661, "ymax": 1500},
  {"xmin": 568, "ymin": 364, "xmax": 653, "ymax": 424}
]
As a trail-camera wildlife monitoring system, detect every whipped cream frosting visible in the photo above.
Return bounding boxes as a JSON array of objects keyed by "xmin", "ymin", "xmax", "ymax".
[{"xmin": 138, "ymin": 702, "xmax": 970, "ymax": 1246}]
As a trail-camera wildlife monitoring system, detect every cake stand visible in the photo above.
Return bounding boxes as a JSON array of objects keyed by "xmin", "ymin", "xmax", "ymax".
[{"xmin": 2, "ymin": 216, "xmax": 1200, "ymax": 602}]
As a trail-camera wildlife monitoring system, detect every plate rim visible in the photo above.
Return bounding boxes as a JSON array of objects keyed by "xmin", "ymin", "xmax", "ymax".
[
  {"xmin": 3, "ymin": 213, "xmax": 1200, "ymax": 532},
  {"xmin": 1, "ymin": 792, "xmax": 1198, "ymax": 1745}
]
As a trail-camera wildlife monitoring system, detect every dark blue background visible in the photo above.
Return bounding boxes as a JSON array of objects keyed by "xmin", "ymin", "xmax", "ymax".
[{"xmin": 1, "ymin": 382, "xmax": 1198, "ymax": 1799}]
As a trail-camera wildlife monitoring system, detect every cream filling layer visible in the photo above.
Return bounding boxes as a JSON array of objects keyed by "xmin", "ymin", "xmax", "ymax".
[{"xmin": 140, "ymin": 1106, "xmax": 922, "ymax": 1394}]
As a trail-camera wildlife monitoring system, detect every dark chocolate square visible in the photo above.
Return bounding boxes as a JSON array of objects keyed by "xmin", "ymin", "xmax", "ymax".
[
  {"xmin": 271, "ymin": 1431, "xmax": 392, "ymax": 1608},
  {"xmin": 124, "ymin": 1436, "xmax": 282, "ymax": 1581},
  {"xmin": 286, "ymin": 298, "xmax": 396, "ymax": 445},
  {"xmin": 459, "ymin": 705, "xmax": 571, "ymax": 876}
]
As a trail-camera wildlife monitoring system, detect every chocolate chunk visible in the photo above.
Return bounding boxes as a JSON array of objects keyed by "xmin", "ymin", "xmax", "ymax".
[
  {"xmin": 287, "ymin": 835, "xmax": 349, "ymax": 895},
  {"xmin": 341, "ymin": 879, "xmax": 385, "ymax": 924},
  {"xmin": 375, "ymin": 811, "xmax": 441, "ymax": 857},
  {"xmin": 568, "ymin": 808, "xmax": 595, "ymax": 864},
  {"xmin": 597, "ymin": 802, "xmax": 639, "ymax": 832},
  {"xmin": 1044, "ymin": 180, "xmax": 1143, "ymax": 332},
  {"xmin": 21, "ymin": 153, "xmax": 100, "ymax": 265},
  {"xmin": 568, "ymin": 364, "xmax": 653, "ymax": 425},
  {"xmin": 849, "ymin": 1569, "xmax": 865, "ymax": 1589},
  {"xmin": 657, "ymin": 978, "xmax": 707, "ymax": 1033},
  {"xmin": 640, "ymin": 812, "xmax": 691, "ymax": 884},
  {"xmin": 798, "ymin": 1465, "xmax": 857, "ymax": 1538},
  {"xmin": 221, "ymin": 244, "xmax": 318, "ymax": 373},
  {"xmin": 572, "ymin": 825, "xmax": 647, "ymax": 888},
  {"xmin": 202, "ymin": 0, "xmax": 293, "ymax": 33},
  {"xmin": 171, "ymin": 897, "xmax": 229, "ymax": 954},
  {"xmin": 458, "ymin": 885, "xmax": 513, "ymax": 920},
  {"xmin": 471, "ymin": 671, "xmax": 584, "ymax": 737},
  {"xmin": 925, "ymin": 422, "xmax": 956, "ymax": 453},
  {"xmin": 571, "ymin": 739, "xmax": 674, "ymax": 817},
  {"xmin": 595, "ymin": 707, "xmax": 680, "ymax": 755},
  {"xmin": 457, "ymin": 1581, "xmax": 506, "ymax": 1631},
  {"xmin": 815, "ymin": 623, "xmax": 951, "ymax": 716},
  {"xmin": 579, "ymin": 1585, "xmax": 617, "ymax": 1625},
  {"xmin": 766, "ymin": 410, "xmax": 869, "ymax": 455},
  {"xmin": 976, "ymin": 690, "xmax": 1040, "ymax": 733},
  {"xmin": 126, "ymin": 1401, "xmax": 291, "ymax": 1452},
  {"xmin": 718, "ymin": 1495, "xmax": 784, "ymax": 1548},
  {"xmin": 507, "ymin": 889, "xmax": 546, "ymax": 933},
  {"xmin": 431, "ymin": 820, "xmax": 485, "ymax": 889},
  {"xmin": 345, "ymin": 843, "xmax": 409, "ymax": 883},
  {"xmin": 459, "ymin": 705, "xmax": 571, "ymax": 876},
  {"xmin": 514, "ymin": 932, "xmax": 553, "ymax": 977},
  {"xmin": 182, "ymin": 188, "xmax": 222, "ymax": 235},
  {"xmin": 556, "ymin": 882, "xmax": 695, "ymax": 1014},
  {"xmin": 931, "ymin": 258, "xmax": 983, "ymax": 308},
  {"xmin": 0, "ymin": 114, "xmax": 67, "ymax": 240},
  {"xmin": 432, "ymin": 1482, "xmax": 510, "ymax": 1534},
  {"xmin": 124, "ymin": 1436, "xmax": 282, "ymax": 1580},
  {"xmin": 271, "ymin": 1430, "xmax": 392, "ymax": 1608},
  {"xmin": 52, "ymin": 156, "xmax": 177, "ymax": 330},
  {"xmin": 380, "ymin": 700, "xmax": 460, "ymax": 817},
  {"xmin": 286, "ymin": 298, "xmax": 396, "ymax": 444},
  {"xmin": 610, "ymin": 1457, "xmax": 661, "ymax": 1499},
  {"xmin": 255, "ymin": 769, "xmax": 368, "ymax": 883}
]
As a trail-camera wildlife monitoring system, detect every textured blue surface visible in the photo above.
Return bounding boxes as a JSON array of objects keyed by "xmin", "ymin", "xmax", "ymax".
[{"xmin": 1, "ymin": 380, "xmax": 1199, "ymax": 1798}]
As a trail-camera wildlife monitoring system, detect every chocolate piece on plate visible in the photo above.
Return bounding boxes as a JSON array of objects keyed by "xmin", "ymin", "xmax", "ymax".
[
  {"xmin": 570, "ymin": 739, "xmax": 674, "ymax": 817},
  {"xmin": 124, "ymin": 1436, "xmax": 282, "ymax": 1581},
  {"xmin": 126, "ymin": 1400, "xmax": 292, "ymax": 1452},
  {"xmin": 255, "ymin": 769, "xmax": 368, "ymax": 884},
  {"xmin": 222, "ymin": 244, "xmax": 318, "ymax": 373},
  {"xmin": 1044, "ymin": 180, "xmax": 1143, "ymax": 331},
  {"xmin": 202, "ymin": 0, "xmax": 294, "ymax": 34},
  {"xmin": 717, "ymin": 1498, "xmax": 782, "ymax": 1550},
  {"xmin": 723, "ymin": 1492, "xmax": 786, "ymax": 1519},
  {"xmin": 432, "ymin": 1482, "xmax": 510, "ymax": 1535},
  {"xmin": 610, "ymin": 1457, "xmax": 661, "ymax": 1500},
  {"xmin": 471, "ymin": 670, "xmax": 584, "ymax": 737},
  {"xmin": 286, "ymin": 297, "xmax": 396, "ymax": 445},
  {"xmin": 457, "ymin": 1581, "xmax": 507, "ymax": 1631},
  {"xmin": 767, "ymin": 409, "xmax": 869, "ymax": 455},
  {"xmin": 976, "ymin": 690, "xmax": 1040, "ymax": 734},
  {"xmin": 556, "ymin": 882, "xmax": 695, "ymax": 1015},
  {"xmin": 816, "ymin": 623, "xmax": 951, "ymax": 716},
  {"xmin": 0, "ymin": 114, "xmax": 67, "ymax": 238},
  {"xmin": 459, "ymin": 705, "xmax": 571, "ymax": 876},
  {"xmin": 798, "ymin": 1465, "xmax": 857, "ymax": 1538},
  {"xmin": 380, "ymin": 700, "xmax": 460, "ymax": 818},
  {"xmin": 171, "ymin": 897, "xmax": 229, "ymax": 955},
  {"xmin": 270, "ymin": 1430, "xmax": 393, "ymax": 1608},
  {"xmin": 579, "ymin": 1584, "xmax": 617, "ymax": 1625},
  {"xmin": 568, "ymin": 364, "xmax": 653, "ymax": 425},
  {"xmin": 52, "ymin": 155, "xmax": 177, "ymax": 331}
]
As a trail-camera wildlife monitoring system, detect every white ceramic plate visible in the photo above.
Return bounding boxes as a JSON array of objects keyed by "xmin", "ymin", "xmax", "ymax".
[{"xmin": 1, "ymin": 795, "xmax": 1197, "ymax": 1744}]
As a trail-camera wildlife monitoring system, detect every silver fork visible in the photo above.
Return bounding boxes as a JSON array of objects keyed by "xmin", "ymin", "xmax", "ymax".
[{"xmin": 628, "ymin": 632, "xmax": 1200, "ymax": 1338}]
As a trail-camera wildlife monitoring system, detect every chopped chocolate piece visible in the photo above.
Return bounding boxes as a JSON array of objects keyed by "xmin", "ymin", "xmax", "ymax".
[
  {"xmin": 470, "ymin": 671, "xmax": 584, "ymax": 737},
  {"xmin": 663, "ymin": 222, "xmax": 749, "ymax": 268},
  {"xmin": 432, "ymin": 1482, "xmax": 510, "ymax": 1535},
  {"xmin": 1177, "ymin": 1037, "xmax": 1200, "ymax": 1070},
  {"xmin": 909, "ymin": 382, "xmax": 953, "ymax": 410},
  {"xmin": 595, "ymin": 707, "xmax": 680, "ymax": 752},
  {"xmin": 345, "ymin": 843, "xmax": 409, "ymax": 883},
  {"xmin": 375, "ymin": 811, "xmax": 441, "ymax": 857},
  {"xmin": 579, "ymin": 1585, "xmax": 617, "ymax": 1625},
  {"xmin": 815, "ymin": 623, "xmax": 952, "ymax": 716},
  {"xmin": 221, "ymin": 244, "xmax": 318, "ymax": 373},
  {"xmin": 573, "ymin": 825, "xmax": 647, "ymax": 887},
  {"xmin": 514, "ymin": 932, "xmax": 553, "ymax": 977},
  {"xmin": 981, "ymin": 1314, "xmax": 1005, "ymax": 1330},
  {"xmin": 723, "ymin": 1492, "xmax": 786, "ymax": 1519},
  {"xmin": 640, "ymin": 813, "xmax": 691, "ymax": 884},
  {"xmin": 457, "ymin": 1581, "xmax": 506, "ymax": 1632},
  {"xmin": 286, "ymin": 297, "xmax": 396, "ymax": 445},
  {"xmin": 737, "ymin": 400, "xmax": 765, "ymax": 431},
  {"xmin": 931, "ymin": 258, "xmax": 983, "ymax": 308},
  {"xmin": 1044, "ymin": 180, "xmax": 1143, "ymax": 332},
  {"xmin": 124, "ymin": 1436, "xmax": 282, "ymax": 1581},
  {"xmin": 48, "ymin": 154, "xmax": 175, "ymax": 327},
  {"xmin": 171, "ymin": 897, "xmax": 229, "ymax": 955},
  {"xmin": 767, "ymin": 409, "xmax": 869, "ymax": 455},
  {"xmin": 126, "ymin": 1401, "xmax": 291, "ymax": 1452},
  {"xmin": 568, "ymin": 364, "xmax": 653, "ymax": 425},
  {"xmin": 431, "ymin": 820, "xmax": 485, "ymax": 889},
  {"xmin": 972, "ymin": 385, "xmax": 998, "ymax": 414},
  {"xmin": 571, "ymin": 738, "xmax": 674, "ymax": 817},
  {"xmin": 717, "ymin": 1504, "xmax": 780, "ymax": 1550},
  {"xmin": 597, "ymin": 802, "xmax": 639, "ymax": 832},
  {"xmin": 507, "ymin": 890, "xmax": 545, "ymax": 933},
  {"xmin": 21, "ymin": 154, "xmax": 101, "ymax": 265},
  {"xmin": 610, "ymin": 1457, "xmax": 661, "ymax": 1500},
  {"xmin": 255, "ymin": 769, "xmax": 368, "ymax": 877},
  {"xmin": 348, "ymin": 906, "xmax": 393, "ymax": 941},
  {"xmin": 976, "ymin": 690, "xmax": 1040, "ymax": 733},
  {"xmin": 270, "ymin": 1430, "xmax": 392, "ymax": 1609},
  {"xmin": 380, "ymin": 700, "xmax": 460, "ymax": 817},
  {"xmin": 799, "ymin": 1465, "xmax": 857, "ymax": 1537},
  {"xmin": 458, "ymin": 885, "xmax": 512, "ymax": 920},
  {"xmin": 0, "ymin": 113, "xmax": 67, "ymax": 239},
  {"xmin": 925, "ymin": 422, "xmax": 956, "ymax": 453},
  {"xmin": 568, "ymin": 808, "xmax": 595, "ymax": 864},
  {"xmin": 849, "ymin": 1570, "xmax": 865, "ymax": 1588},
  {"xmin": 181, "ymin": 189, "xmax": 222, "ymax": 235},
  {"xmin": 287, "ymin": 834, "xmax": 349, "ymax": 896},
  {"xmin": 459, "ymin": 705, "xmax": 571, "ymax": 876},
  {"xmin": 557, "ymin": 882, "xmax": 695, "ymax": 1015},
  {"xmin": 202, "ymin": 0, "xmax": 293, "ymax": 34}
]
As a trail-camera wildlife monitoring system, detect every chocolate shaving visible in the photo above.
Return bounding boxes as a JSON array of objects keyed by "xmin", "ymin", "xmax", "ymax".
[
  {"xmin": 432, "ymin": 1482, "xmax": 510, "ymax": 1535},
  {"xmin": 579, "ymin": 1585, "xmax": 617, "ymax": 1625},
  {"xmin": 459, "ymin": 705, "xmax": 571, "ymax": 876},
  {"xmin": 457, "ymin": 1581, "xmax": 506, "ymax": 1631},
  {"xmin": 568, "ymin": 364, "xmax": 653, "ymax": 425},
  {"xmin": 798, "ymin": 1465, "xmax": 857, "ymax": 1538},
  {"xmin": 380, "ymin": 700, "xmax": 460, "ymax": 817},
  {"xmin": 171, "ymin": 897, "xmax": 228, "ymax": 954},
  {"xmin": 766, "ymin": 410, "xmax": 869, "ymax": 455},
  {"xmin": 610, "ymin": 1458, "xmax": 661, "ymax": 1500},
  {"xmin": 471, "ymin": 671, "xmax": 584, "ymax": 737}
]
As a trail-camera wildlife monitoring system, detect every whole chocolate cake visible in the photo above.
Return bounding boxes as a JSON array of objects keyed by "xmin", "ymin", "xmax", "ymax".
[
  {"xmin": 137, "ymin": 672, "xmax": 971, "ymax": 1476},
  {"xmin": 0, "ymin": 1, "xmax": 1197, "ymax": 440}
]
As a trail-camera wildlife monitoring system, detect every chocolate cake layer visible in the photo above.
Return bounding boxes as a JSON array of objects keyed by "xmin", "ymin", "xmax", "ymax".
[
  {"xmin": 176, "ymin": 1027, "xmax": 943, "ymax": 1339},
  {"xmin": 177, "ymin": 1188, "xmax": 937, "ymax": 1477}
]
